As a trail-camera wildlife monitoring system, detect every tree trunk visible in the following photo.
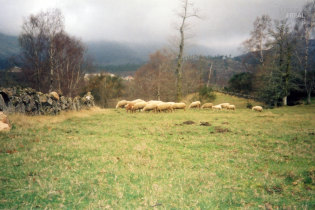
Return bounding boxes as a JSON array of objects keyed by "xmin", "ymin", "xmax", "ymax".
[
  {"xmin": 283, "ymin": 96, "xmax": 287, "ymax": 106},
  {"xmin": 157, "ymin": 64, "xmax": 161, "ymax": 101},
  {"xmin": 175, "ymin": 28, "xmax": 184, "ymax": 101},
  {"xmin": 307, "ymin": 91, "xmax": 311, "ymax": 104},
  {"xmin": 49, "ymin": 40, "xmax": 55, "ymax": 92},
  {"xmin": 207, "ymin": 63, "xmax": 212, "ymax": 88},
  {"xmin": 175, "ymin": 0, "xmax": 188, "ymax": 102}
]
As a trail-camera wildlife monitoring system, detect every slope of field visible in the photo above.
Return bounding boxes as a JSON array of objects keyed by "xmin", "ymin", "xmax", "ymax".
[
  {"xmin": 0, "ymin": 105, "xmax": 314, "ymax": 208},
  {"xmin": 183, "ymin": 91, "xmax": 263, "ymax": 109}
]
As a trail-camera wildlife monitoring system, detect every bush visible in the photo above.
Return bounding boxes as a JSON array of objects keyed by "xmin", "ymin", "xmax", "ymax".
[
  {"xmin": 199, "ymin": 85, "xmax": 216, "ymax": 102},
  {"xmin": 83, "ymin": 74, "xmax": 123, "ymax": 108},
  {"xmin": 228, "ymin": 72, "xmax": 253, "ymax": 94},
  {"xmin": 246, "ymin": 102, "xmax": 253, "ymax": 109}
]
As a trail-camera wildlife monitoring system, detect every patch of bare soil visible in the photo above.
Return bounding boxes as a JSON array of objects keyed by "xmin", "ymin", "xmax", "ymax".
[
  {"xmin": 214, "ymin": 126, "xmax": 230, "ymax": 133},
  {"xmin": 180, "ymin": 120, "xmax": 195, "ymax": 125},
  {"xmin": 200, "ymin": 122, "xmax": 211, "ymax": 126}
]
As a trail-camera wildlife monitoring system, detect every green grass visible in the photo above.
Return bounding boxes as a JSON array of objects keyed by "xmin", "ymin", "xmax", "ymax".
[
  {"xmin": 184, "ymin": 91, "xmax": 264, "ymax": 109},
  {"xmin": 0, "ymin": 104, "xmax": 314, "ymax": 209}
]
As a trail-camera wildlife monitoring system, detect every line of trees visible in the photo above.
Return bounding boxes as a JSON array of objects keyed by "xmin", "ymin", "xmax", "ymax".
[
  {"xmin": 228, "ymin": 1, "xmax": 315, "ymax": 106},
  {"xmin": 124, "ymin": 49, "xmax": 203, "ymax": 102}
]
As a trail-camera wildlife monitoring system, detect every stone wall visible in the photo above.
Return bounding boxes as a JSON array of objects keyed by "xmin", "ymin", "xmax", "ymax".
[{"xmin": 0, "ymin": 87, "xmax": 95, "ymax": 115}]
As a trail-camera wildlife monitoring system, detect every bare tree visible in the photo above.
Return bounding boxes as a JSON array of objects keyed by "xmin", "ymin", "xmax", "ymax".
[
  {"xmin": 53, "ymin": 32, "xmax": 87, "ymax": 97},
  {"xmin": 269, "ymin": 20, "xmax": 295, "ymax": 106},
  {"xmin": 295, "ymin": 1, "xmax": 315, "ymax": 104},
  {"xmin": 44, "ymin": 9, "xmax": 64, "ymax": 92},
  {"xmin": 174, "ymin": 0, "xmax": 199, "ymax": 101},
  {"xmin": 19, "ymin": 15, "xmax": 49, "ymax": 91},
  {"xmin": 19, "ymin": 9, "xmax": 64, "ymax": 92},
  {"xmin": 207, "ymin": 62, "xmax": 212, "ymax": 88},
  {"xmin": 132, "ymin": 50, "xmax": 176, "ymax": 101},
  {"xmin": 243, "ymin": 15, "xmax": 272, "ymax": 66},
  {"xmin": 19, "ymin": 9, "xmax": 87, "ymax": 96}
]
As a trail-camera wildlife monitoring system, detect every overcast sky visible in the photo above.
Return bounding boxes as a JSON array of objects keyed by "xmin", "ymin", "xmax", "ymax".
[{"xmin": 0, "ymin": 0, "xmax": 311, "ymax": 55}]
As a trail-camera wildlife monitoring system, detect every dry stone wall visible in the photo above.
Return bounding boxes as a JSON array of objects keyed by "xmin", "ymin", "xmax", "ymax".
[{"xmin": 0, "ymin": 87, "xmax": 95, "ymax": 115}]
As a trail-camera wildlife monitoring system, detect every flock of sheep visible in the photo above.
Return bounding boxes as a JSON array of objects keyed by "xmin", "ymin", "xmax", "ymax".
[{"xmin": 116, "ymin": 99, "xmax": 263, "ymax": 113}]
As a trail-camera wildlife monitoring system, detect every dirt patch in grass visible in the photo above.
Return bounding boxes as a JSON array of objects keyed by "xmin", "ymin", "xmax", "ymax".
[
  {"xmin": 200, "ymin": 122, "xmax": 211, "ymax": 126},
  {"xmin": 308, "ymin": 131, "xmax": 315, "ymax": 136},
  {"xmin": 214, "ymin": 126, "xmax": 230, "ymax": 133},
  {"xmin": 265, "ymin": 185, "xmax": 283, "ymax": 194},
  {"xmin": 176, "ymin": 120, "xmax": 196, "ymax": 125},
  {"xmin": 222, "ymin": 122, "xmax": 229, "ymax": 125}
]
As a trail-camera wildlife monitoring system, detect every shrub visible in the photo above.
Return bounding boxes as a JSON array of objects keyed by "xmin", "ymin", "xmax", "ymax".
[
  {"xmin": 228, "ymin": 72, "xmax": 253, "ymax": 94},
  {"xmin": 246, "ymin": 102, "xmax": 253, "ymax": 109},
  {"xmin": 199, "ymin": 85, "xmax": 216, "ymax": 102}
]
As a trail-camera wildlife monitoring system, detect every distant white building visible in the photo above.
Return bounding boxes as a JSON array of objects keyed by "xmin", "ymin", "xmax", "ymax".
[
  {"xmin": 8, "ymin": 66, "xmax": 22, "ymax": 73},
  {"xmin": 84, "ymin": 72, "xmax": 116, "ymax": 81},
  {"xmin": 123, "ymin": 76, "xmax": 134, "ymax": 81}
]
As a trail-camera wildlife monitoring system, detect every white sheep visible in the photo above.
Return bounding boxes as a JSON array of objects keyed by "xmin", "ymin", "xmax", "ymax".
[
  {"xmin": 125, "ymin": 102, "xmax": 135, "ymax": 113},
  {"xmin": 201, "ymin": 103, "xmax": 213, "ymax": 109},
  {"xmin": 132, "ymin": 99, "xmax": 145, "ymax": 103},
  {"xmin": 212, "ymin": 104, "xmax": 222, "ymax": 111},
  {"xmin": 115, "ymin": 100, "xmax": 128, "ymax": 109},
  {"xmin": 252, "ymin": 106, "xmax": 263, "ymax": 112},
  {"xmin": 157, "ymin": 102, "xmax": 173, "ymax": 112},
  {"xmin": 219, "ymin": 103, "xmax": 230, "ymax": 109},
  {"xmin": 148, "ymin": 100, "xmax": 162, "ymax": 104},
  {"xmin": 173, "ymin": 102, "xmax": 186, "ymax": 111},
  {"xmin": 131, "ymin": 101, "xmax": 147, "ymax": 112},
  {"xmin": 189, "ymin": 101, "xmax": 201, "ymax": 109},
  {"xmin": 142, "ymin": 103, "xmax": 158, "ymax": 112},
  {"xmin": 227, "ymin": 104, "xmax": 236, "ymax": 110}
]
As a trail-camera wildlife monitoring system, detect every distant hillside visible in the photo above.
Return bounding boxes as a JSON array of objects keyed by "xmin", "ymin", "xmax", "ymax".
[
  {"xmin": 234, "ymin": 39, "xmax": 315, "ymax": 66},
  {"xmin": 187, "ymin": 55, "xmax": 248, "ymax": 87},
  {"xmin": 86, "ymin": 41, "xmax": 162, "ymax": 66},
  {"xmin": 0, "ymin": 33, "xmax": 20, "ymax": 69},
  {"xmin": 0, "ymin": 32, "xmax": 217, "ymax": 72}
]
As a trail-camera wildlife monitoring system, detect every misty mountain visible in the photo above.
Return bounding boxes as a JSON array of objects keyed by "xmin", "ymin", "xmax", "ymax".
[
  {"xmin": 86, "ymin": 41, "xmax": 219, "ymax": 66},
  {"xmin": 234, "ymin": 39, "xmax": 315, "ymax": 65},
  {"xmin": 0, "ymin": 32, "xmax": 218, "ymax": 71},
  {"xmin": 0, "ymin": 33, "xmax": 20, "ymax": 69},
  {"xmin": 86, "ymin": 41, "xmax": 162, "ymax": 66}
]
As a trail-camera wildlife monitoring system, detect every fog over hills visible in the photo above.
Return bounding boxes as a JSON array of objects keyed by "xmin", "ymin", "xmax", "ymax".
[{"xmin": 0, "ymin": 32, "xmax": 218, "ymax": 69}]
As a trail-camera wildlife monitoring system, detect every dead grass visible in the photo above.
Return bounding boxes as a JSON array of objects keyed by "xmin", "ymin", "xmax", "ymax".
[{"xmin": 8, "ymin": 107, "xmax": 106, "ymax": 128}]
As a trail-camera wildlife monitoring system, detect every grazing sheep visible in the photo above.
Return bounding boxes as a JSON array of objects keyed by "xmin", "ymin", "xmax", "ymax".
[
  {"xmin": 157, "ymin": 102, "xmax": 173, "ymax": 112},
  {"xmin": 189, "ymin": 101, "xmax": 201, "ymax": 109},
  {"xmin": 131, "ymin": 101, "xmax": 147, "ymax": 112},
  {"xmin": 115, "ymin": 100, "xmax": 128, "ymax": 109},
  {"xmin": 219, "ymin": 103, "xmax": 230, "ymax": 109},
  {"xmin": 148, "ymin": 100, "xmax": 162, "ymax": 104},
  {"xmin": 166, "ymin": 102, "xmax": 175, "ymax": 108},
  {"xmin": 132, "ymin": 99, "xmax": 145, "ymax": 103},
  {"xmin": 252, "ymin": 106, "xmax": 263, "ymax": 112},
  {"xmin": 142, "ymin": 103, "xmax": 158, "ymax": 112},
  {"xmin": 227, "ymin": 104, "xmax": 236, "ymax": 110},
  {"xmin": 201, "ymin": 103, "xmax": 213, "ymax": 109},
  {"xmin": 173, "ymin": 102, "xmax": 186, "ymax": 111},
  {"xmin": 125, "ymin": 99, "xmax": 145, "ymax": 112},
  {"xmin": 212, "ymin": 104, "xmax": 222, "ymax": 111},
  {"xmin": 125, "ymin": 102, "xmax": 135, "ymax": 113}
]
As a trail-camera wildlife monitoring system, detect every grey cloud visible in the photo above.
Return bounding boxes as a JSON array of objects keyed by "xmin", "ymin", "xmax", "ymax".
[{"xmin": 0, "ymin": 0, "xmax": 311, "ymax": 55}]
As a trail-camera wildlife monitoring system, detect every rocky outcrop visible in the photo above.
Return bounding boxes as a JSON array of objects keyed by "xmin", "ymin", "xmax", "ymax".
[{"xmin": 0, "ymin": 87, "xmax": 95, "ymax": 115}]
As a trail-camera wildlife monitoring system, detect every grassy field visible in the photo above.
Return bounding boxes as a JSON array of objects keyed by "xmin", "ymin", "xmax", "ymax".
[{"xmin": 0, "ymin": 98, "xmax": 314, "ymax": 208}]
